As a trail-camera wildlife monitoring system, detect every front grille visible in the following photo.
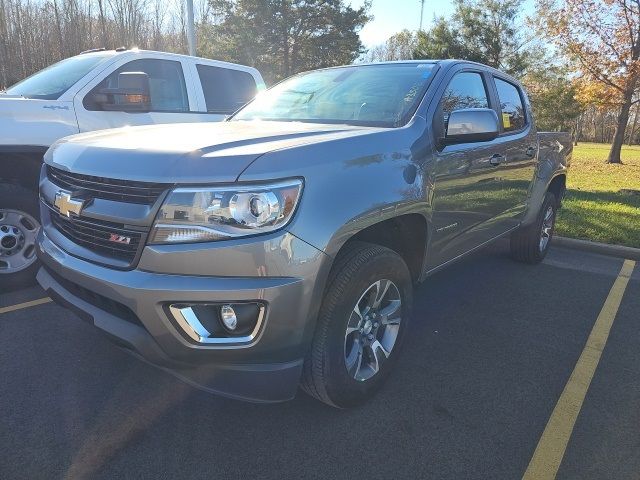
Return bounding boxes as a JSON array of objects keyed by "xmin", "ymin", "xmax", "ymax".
[
  {"xmin": 50, "ymin": 210, "xmax": 142, "ymax": 263},
  {"xmin": 47, "ymin": 165, "xmax": 169, "ymax": 204}
]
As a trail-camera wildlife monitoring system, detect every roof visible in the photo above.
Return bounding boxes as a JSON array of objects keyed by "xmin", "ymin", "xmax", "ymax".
[{"xmin": 76, "ymin": 48, "xmax": 263, "ymax": 79}]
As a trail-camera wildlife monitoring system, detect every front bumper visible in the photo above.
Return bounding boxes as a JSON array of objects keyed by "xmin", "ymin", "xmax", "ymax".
[{"xmin": 36, "ymin": 229, "xmax": 331, "ymax": 403}]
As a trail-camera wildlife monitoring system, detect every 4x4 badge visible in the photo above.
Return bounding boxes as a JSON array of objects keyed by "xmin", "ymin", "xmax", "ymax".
[{"xmin": 54, "ymin": 191, "xmax": 85, "ymax": 217}]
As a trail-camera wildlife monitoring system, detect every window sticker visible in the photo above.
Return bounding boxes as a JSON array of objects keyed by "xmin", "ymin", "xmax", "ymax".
[{"xmin": 502, "ymin": 112, "xmax": 511, "ymax": 129}]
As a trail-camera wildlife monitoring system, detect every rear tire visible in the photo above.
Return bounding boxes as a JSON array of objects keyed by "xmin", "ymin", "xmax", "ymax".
[
  {"xmin": 510, "ymin": 191, "xmax": 557, "ymax": 264},
  {"xmin": 0, "ymin": 183, "xmax": 41, "ymax": 291},
  {"xmin": 301, "ymin": 242, "xmax": 412, "ymax": 408}
]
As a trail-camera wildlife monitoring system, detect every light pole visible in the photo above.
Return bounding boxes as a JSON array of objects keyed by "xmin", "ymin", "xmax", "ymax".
[
  {"xmin": 419, "ymin": 0, "xmax": 425, "ymax": 32},
  {"xmin": 186, "ymin": 0, "xmax": 196, "ymax": 56}
]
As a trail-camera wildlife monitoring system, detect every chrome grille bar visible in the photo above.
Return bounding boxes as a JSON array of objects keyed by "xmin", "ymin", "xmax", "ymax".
[{"xmin": 47, "ymin": 166, "xmax": 169, "ymax": 204}]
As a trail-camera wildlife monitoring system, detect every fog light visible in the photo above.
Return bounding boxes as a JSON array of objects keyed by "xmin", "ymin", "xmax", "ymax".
[
  {"xmin": 168, "ymin": 302, "xmax": 264, "ymax": 344},
  {"xmin": 220, "ymin": 305, "xmax": 238, "ymax": 331}
]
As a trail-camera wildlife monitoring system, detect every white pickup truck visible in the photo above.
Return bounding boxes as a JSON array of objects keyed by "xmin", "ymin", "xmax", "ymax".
[{"xmin": 0, "ymin": 49, "xmax": 265, "ymax": 289}]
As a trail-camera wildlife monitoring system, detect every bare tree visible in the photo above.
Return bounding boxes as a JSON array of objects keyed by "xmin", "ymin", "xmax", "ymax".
[
  {"xmin": 364, "ymin": 30, "xmax": 417, "ymax": 63},
  {"xmin": 0, "ymin": 0, "xmax": 190, "ymax": 89}
]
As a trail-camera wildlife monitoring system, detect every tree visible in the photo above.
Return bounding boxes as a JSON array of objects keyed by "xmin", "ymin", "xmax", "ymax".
[
  {"xmin": 414, "ymin": 0, "xmax": 533, "ymax": 76},
  {"xmin": 365, "ymin": 29, "xmax": 417, "ymax": 62},
  {"xmin": 0, "ymin": 0, "xmax": 189, "ymax": 90},
  {"xmin": 537, "ymin": 0, "xmax": 640, "ymax": 163},
  {"xmin": 522, "ymin": 65, "xmax": 582, "ymax": 132},
  {"xmin": 204, "ymin": 0, "xmax": 370, "ymax": 83},
  {"xmin": 413, "ymin": 17, "xmax": 470, "ymax": 61}
]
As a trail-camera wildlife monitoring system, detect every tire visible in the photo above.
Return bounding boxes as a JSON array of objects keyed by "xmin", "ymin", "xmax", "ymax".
[
  {"xmin": 301, "ymin": 241, "xmax": 413, "ymax": 408},
  {"xmin": 0, "ymin": 183, "xmax": 41, "ymax": 291},
  {"xmin": 510, "ymin": 191, "xmax": 557, "ymax": 264}
]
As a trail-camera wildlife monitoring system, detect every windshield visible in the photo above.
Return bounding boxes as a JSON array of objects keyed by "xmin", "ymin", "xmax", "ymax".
[
  {"xmin": 5, "ymin": 53, "xmax": 113, "ymax": 100},
  {"xmin": 232, "ymin": 63, "xmax": 437, "ymax": 127}
]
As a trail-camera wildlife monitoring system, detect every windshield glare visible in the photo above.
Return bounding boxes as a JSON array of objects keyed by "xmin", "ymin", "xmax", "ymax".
[
  {"xmin": 5, "ymin": 53, "xmax": 113, "ymax": 100},
  {"xmin": 233, "ymin": 63, "xmax": 437, "ymax": 127}
]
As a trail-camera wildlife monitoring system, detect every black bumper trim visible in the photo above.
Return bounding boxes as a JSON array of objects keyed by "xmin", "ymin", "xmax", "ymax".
[{"xmin": 37, "ymin": 266, "xmax": 304, "ymax": 403}]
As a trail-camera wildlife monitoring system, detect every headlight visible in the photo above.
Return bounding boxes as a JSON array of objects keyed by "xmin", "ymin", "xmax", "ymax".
[{"xmin": 149, "ymin": 179, "xmax": 302, "ymax": 244}]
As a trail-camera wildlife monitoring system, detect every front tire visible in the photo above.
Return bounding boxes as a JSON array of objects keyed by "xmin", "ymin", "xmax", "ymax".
[
  {"xmin": 301, "ymin": 242, "xmax": 412, "ymax": 408},
  {"xmin": 510, "ymin": 191, "xmax": 557, "ymax": 264},
  {"xmin": 0, "ymin": 184, "xmax": 41, "ymax": 291}
]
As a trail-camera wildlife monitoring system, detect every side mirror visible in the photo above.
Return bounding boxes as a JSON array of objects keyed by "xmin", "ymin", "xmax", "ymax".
[
  {"xmin": 92, "ymin": 72, "xmax": 151, "ymax": 113},
  {"xmin": 444, "ymin": 108, "xmax": 499, "ymax": 144}
]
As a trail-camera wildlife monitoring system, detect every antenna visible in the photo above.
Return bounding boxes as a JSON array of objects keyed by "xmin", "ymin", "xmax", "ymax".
[{"xmin": 419, "ymin": 0, "xmax": 425, "ymax": 31}]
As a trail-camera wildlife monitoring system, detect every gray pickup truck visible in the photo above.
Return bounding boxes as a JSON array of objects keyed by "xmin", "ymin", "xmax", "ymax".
[{"xmin": 36, "ymin": 60, "xmax": 571, "ymax": 407}]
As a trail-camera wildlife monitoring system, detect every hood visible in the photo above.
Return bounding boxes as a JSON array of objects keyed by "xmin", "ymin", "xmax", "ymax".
[{"xmin": 46, "ymin": 120, "xmax": 380, "ymax": 183}]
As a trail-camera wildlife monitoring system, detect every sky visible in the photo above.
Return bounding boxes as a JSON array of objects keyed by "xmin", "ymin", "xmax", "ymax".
[{"xmin": 349, "ymin": 0, "xmax": 535, "ymax": 48}]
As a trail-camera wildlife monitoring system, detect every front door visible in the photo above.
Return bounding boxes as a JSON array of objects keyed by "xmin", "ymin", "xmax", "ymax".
[
  {"xmin": 428, "ymin": 70, "xmax": 511, "ymax": 268},
  {"xmin": 74, "ymin": 58, "xmax": 203, "ymax": 132}
]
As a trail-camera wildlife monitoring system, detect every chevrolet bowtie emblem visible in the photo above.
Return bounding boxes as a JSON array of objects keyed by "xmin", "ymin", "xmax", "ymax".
[{"xmin": 54, "ymin": 190, "xmax": 85, "ymax": 217}]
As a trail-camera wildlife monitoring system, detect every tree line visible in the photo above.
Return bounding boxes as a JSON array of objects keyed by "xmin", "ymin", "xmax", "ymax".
[
  {"xmin": 0, "ymin": 0, "xmax": 191, "ymax": 88},
  {"xmin": 1, "ymin": 0, "xmax": 637, "ymax": 163},
  {"xmin": 0, "ymin": 0, "xmax": 368, "ymax": 87}
]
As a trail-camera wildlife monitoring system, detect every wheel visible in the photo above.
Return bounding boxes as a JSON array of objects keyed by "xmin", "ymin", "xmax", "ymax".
[
  {"xmin": 301, "ymin": 242, "xmax": 412, "ymax": 408},
  {"xmin": 510, "ymin": 191, "xmax": 557, "ymax": 264},
  {"xmin": 0, "ymin": 183, "xmax": 41, "ymax": 291}
]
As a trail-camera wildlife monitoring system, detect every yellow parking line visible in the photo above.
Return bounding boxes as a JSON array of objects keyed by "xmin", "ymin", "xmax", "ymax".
[
  {"xmin": 0, "ymin": 297, "xmax": 52, "ymax": 315},
  {"xmin": 522, "ymin": 259, "xmax": 636, "ymax": 480}
]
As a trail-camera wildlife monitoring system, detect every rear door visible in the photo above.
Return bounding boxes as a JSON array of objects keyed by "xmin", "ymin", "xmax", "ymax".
[
  {"xmin": 428, "ymin": 68, "xmax": 510, "ymax": 268},
  {"xmin": 74, "ymin": 56, "xmax": 200, "ymax": 132},
  {"xmin": 488, "ymin": 76, "xmax": 538, "ymax": 225}
]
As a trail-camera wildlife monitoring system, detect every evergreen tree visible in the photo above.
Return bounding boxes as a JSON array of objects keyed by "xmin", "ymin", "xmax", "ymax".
[
  {"xmin": 204, "ymin": 0, "xmax": 370, "ymax": 83},
  {"xmin": 414, "ymin": 0, "xmax": 532, "ymax": 77}
]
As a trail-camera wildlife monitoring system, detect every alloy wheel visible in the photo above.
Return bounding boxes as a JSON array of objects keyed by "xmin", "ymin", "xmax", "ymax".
[
  {"xmin": 344, "ymin": 279, "xmax": 402, "ymax": 382},
  {"xmin": 539, "ymin": 205, "xmax": 555, "ymax": 252}
]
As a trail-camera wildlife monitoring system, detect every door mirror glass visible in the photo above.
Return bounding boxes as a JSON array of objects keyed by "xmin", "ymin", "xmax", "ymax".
[
  {"xmin": 90, "ymin": 72, "xmax": 151, "ymax": 113},
  {"xmin": 444, "ymin": 108, "xmax": 500, "ymax": 144}
]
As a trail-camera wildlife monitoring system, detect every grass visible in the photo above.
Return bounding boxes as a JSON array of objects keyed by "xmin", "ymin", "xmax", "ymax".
[{"xmin": 555, "ymin": 142, "xmax": 640, "ymax": 248}]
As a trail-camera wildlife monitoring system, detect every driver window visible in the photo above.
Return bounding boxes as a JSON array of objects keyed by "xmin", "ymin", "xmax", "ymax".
[
  {"xmin": 84, "ymin": 59, "xmax": 189, "ymax": 112},
  {"xmin": 441, "ymin": 72, "xmax": 489, "ymax": 115}
]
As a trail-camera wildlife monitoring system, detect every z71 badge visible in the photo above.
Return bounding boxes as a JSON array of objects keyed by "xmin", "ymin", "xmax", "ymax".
[{"xmin": 108, "ymin": 233, "xmax": 132, "ymax": 245}]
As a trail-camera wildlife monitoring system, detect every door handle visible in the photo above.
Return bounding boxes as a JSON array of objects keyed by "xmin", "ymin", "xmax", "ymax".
[
  {"xmin": 489, "ymin": 154, "xmax": 506, "ymax": 166},
  {"xmin": 525, "ymin": 146, "xmax": 536, "ymax": 157}
]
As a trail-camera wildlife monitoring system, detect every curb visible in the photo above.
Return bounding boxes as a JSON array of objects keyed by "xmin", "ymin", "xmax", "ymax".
[{"xmin": 554, "ymin": 236, "xmax": 640, "ymax": 260}]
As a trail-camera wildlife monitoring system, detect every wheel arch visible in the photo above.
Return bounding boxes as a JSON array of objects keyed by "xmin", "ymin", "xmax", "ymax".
[
  {"xmin": 547, "ymin": 174, "xmax": 567, "ymax": 208},
  {"xmin": 332, "ymin": 214, "xmax": 429, "ymax": 284},
  {"xmin": 0, "ymin": 147, "xmax": 47, "ymax": 191}
]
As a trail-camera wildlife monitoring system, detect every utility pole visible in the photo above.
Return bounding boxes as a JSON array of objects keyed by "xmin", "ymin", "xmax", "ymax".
[
  {"xmin": 186, "ymin": 0, "xmax": 196, "ymax": 56},
  {"xmin": 419, "ymin": 0, "xmax": 425, "ymax": 32}
]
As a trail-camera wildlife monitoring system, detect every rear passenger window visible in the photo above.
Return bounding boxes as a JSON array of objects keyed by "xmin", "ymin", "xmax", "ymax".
[
  {"xmin": 494, "ymin": 78, "xmax": 526, "ymax": 132},
  {"xmin": 196, "ymin": 65, "xmax": 257, "ymax": 114},
  {"xmin": 441, "ymin": 72, "xmax": 489, "ymax": 114}
]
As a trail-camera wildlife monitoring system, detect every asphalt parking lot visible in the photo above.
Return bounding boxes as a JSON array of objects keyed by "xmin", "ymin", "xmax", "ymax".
[{"xmin": 1, "ymin": 243, "xmax": 638, "ymax": 480}]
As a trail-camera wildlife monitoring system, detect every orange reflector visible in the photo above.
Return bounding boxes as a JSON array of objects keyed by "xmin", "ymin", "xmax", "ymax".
[{"xmin": 124, "ymin": 94, "xmax": 148, "ymax": 104}]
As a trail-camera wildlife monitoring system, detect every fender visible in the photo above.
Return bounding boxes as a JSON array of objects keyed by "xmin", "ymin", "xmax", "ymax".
[{"xmin": 521, "ymin": 133, "xmax": 572, "ymax": 226}]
